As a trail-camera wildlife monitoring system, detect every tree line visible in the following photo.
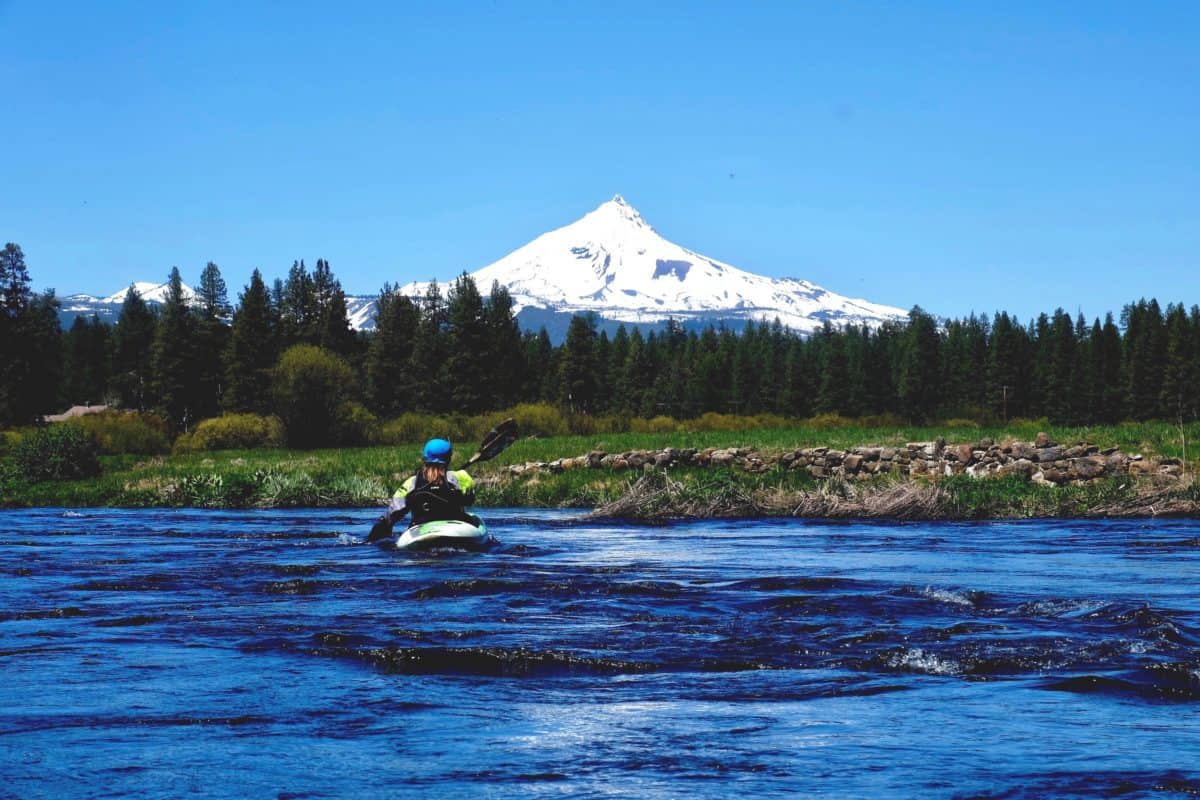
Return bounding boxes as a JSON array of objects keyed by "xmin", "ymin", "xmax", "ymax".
[{"xmin": 2, "ymin": 240, "xmax": 1198, "ymax": 437}]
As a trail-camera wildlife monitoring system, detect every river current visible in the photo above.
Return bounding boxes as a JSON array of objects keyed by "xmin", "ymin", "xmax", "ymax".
[{"xmin": 1, "ymin": 508, "xmax": 1198, "ymax": 798}]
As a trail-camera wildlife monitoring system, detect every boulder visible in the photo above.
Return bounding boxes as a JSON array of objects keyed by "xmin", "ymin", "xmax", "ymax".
[
  {"xmin": 1036, "ymin": 446, "xmax": 1063, "ymax": 463},
  {"xmin": 710, "ymin": 449, "xmax": 737, "ymax": 467},
  {"xmin": 1010, "ymin": 442, "xmax": 1037, "ymax": 460},
  {"xmin": 1040, "ymin": 467, "xmax": 1067, "ymax": 484},
  {"xmin": 1071, "ymin": 456, "xmax": 1107, "ymax": 480},
  {"xmin": 1128, "ymin": 459, "xmax": 1156, "ymax": 475},
  {"xmin": 953, "ymin": 443, "xmax": 974, "ymax": 464},
  {"xmin": 999, "ymin": 458, "xmax": 1036, "ymax": 479},
  {"xmin": 843, "ymin": 454, "xmax": 863, "ymax": 472},
  {"xmin": 1035, "ymin": 432, "xmax": 1055, "ymax": 448}
]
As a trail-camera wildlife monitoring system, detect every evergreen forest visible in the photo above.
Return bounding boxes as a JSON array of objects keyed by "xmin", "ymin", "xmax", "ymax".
[{"xmin": 2, "ymin": 241, "xmax": 1199, "ymax": 444}]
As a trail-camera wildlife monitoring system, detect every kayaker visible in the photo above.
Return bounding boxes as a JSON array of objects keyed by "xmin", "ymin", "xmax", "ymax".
[{"xmin": 392, "ymin": 438, "xmax": 479, "ymax": 525}]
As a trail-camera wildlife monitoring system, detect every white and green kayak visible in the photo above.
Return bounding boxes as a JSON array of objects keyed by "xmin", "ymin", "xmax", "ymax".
[{"xmin": 395, "ymin": 518, "xmax": 490, "ymax": 551}]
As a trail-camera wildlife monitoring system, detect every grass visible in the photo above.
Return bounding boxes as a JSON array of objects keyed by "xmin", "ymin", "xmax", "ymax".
[{"xmin": 1, "ymin": 419, "xmax": 1197, "ymax": 514}]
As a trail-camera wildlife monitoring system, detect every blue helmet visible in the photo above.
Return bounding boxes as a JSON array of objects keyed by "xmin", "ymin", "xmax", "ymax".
[{"xmin": 422, "ymin": 438, "xmax": 453, "ymax": 465}]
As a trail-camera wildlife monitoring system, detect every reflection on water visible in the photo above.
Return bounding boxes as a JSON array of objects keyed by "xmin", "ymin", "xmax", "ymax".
[{"xmin": 1, "ymin": 508, "xmax": 1198, "ymax": 798}]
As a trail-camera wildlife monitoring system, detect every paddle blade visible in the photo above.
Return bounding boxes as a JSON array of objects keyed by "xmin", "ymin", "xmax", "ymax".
[
  {"xmin": 366, "ymin": 514, "xmax": 394, "ymax": 544},
  {"xmin": 462, "ymin": 418, "xmax": 518, "ymax": 467},
  {"xmin": 366, "ymin": 503, "xmax": 406, "ymax": 544}
]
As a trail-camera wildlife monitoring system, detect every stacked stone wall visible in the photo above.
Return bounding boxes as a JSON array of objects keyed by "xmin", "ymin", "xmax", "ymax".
[{"xmin": 502, "ymin": 433, "xmax": 1186, "ymax": 486}]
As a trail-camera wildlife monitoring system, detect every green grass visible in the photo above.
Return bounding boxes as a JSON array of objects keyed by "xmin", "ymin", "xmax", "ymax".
[{"xmin": 2, "ymin": 420, "xmax": 1196, "ymax": 512}]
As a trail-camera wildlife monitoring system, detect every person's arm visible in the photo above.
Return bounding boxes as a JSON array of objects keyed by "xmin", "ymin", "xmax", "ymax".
[
  {"xmin": 452, "ymin": 470, "xmax": 476, "ymax": 505},
  {"xmin": 389, "ymin": 476, "xmax": 417, "ymax": 521}
]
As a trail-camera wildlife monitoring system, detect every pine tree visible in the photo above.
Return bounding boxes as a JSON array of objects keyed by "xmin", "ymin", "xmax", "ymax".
[
  {"xmin": 1123, "ymin": 299, "xmax": 1167, "ymax": 420},
  {"xmin": 443, "ymin": 273, "xmax": 489, "ymax": 413},
  {"xmin": 62, "ymin": 315, "xmax": 111, "ymax": 406},
  {"xmin": 1095, "ymin": 313, "xmax": 1125, "ymax": 423},
  {"xmin": 110, "ymin": 285, "xmax": 157, "ymax": 410},
  {"xmin": 194, "ymin": 262, "xmax": 230, "ymax": 419},
  {"xmin": 897, "ymin": 306, "xmax": 941, "ymax": 423},
  {"xmin": 560, "ymin": 314, "xmax": 599, "ymax": 412},
  {"xmin": 0, "ymin": 245, "xmax": 62, "ymax": 424},
  {"xmin": 279, "ymin": 260, "xmax": 317, "ymax": 347},
  {"xmin": 479, "ymin": 282, "xmax": 524, "ymax": 409},
  {"xmin": 1041, "ymin": 309, "xmax": 1077, "ymax": 424},
  {"xmin": 521, "ymin": 328, "xmax": 555, "ymax": 402},
  {"xmin": 224, "ymin": 270, "xmax": 277, "ymax": 413},
  {"xmin": 622, "ymin": 327, "xmax": 654, "ymax": 415},
  {"xmin": 365, "ymin": 283, "xmax": 421, "ymax": 417},
  {"xmin": 1, "ymin": 243, "xmax": 31, "ymax": 315},
  {"xmin": 1161, "ymin": 303, "xmax": 1198, "ymax": 423},
  {"xmin": 409, "ymin": 281, "xmax": 449, "ymax": 411},
  {"xmin": 312, "ymin": 259, "xmax": 355, "ymax": 357},
  {"xmin": 151, "ymin": 268, "xmax": 199, "ymax": 429},
  {"xmin": 816, "ymin": 325, "xmax": 849, "ymax": 415},
  {"xmin": 987, "ymin": 312, "xmax": 1026, "ymax": 422}
]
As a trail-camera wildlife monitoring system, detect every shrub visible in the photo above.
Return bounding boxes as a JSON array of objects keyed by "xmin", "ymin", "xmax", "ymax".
[
  {"xmin": 688, "ymin": 412, "xmax": 748, "ymax": 432},
  {"xmin": 379, "ymin": 404, "xmax": 572, "ymax": 445},
  {"xmin": 632, "ymin": 415, "xmax": 679, "ymax": 434},
  {"xmin": 174, "ymin": 413, "xmax": 286, "ymax": 453},
  {"xmin": 378, "ymin": 413, "xmax": 468, "ymax": 446},
  {"xmin": 379, "ymin": 412, "xmax": 435, "ymax": 446},
  {"xmin": 273, "ymin": 345, "xmax": 355, "ymax": 448},
  {"xmin": 493, "ymin": 403, "xmax": 570, "ymax": 438},
  {"xmin": 565, "ymin": 413, "xmax": 630, "ymax": 436},
  {"xmin": 745, "ymin": 413, "xmax": 792, "ymax": 430},
  {"xmin": 12, "ymin": 425, "xmax": 101, "ymax": 482},
  {"xmin": 335, "ymin": 402, "xmax": 380, "ymax": 446},
  {"xmin": 66, "ymin": 411, "xmax": 170, "ymax": 455},
  {"xmin": 0, "ymin": 429, "xmax": 24, "ymax": 456},
  {"xmin": 805, "ymin": 413, "xmax": 857, "ymax": 430}
]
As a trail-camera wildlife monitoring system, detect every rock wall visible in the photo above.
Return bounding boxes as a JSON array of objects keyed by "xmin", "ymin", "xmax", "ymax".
[{"xmin": 502, "ymin": 433, "xmax": 1186, "ymax": 486}]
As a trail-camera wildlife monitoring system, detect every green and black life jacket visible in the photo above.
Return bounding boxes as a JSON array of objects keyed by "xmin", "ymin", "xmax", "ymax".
[{"xmin": 404, "ymin": 469, "xmax": 475, "ymax": 525}]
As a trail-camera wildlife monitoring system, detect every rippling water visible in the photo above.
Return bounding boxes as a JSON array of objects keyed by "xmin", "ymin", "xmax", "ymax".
[{"xmin": 2, "ymin": 508, "xmax": 1199, "ymax": 798}]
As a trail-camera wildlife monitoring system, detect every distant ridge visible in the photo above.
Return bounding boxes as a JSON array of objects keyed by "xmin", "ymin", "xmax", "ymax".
[{"xmin": 58, "ymin": 197, "xmax": 907, "ymax": 336}]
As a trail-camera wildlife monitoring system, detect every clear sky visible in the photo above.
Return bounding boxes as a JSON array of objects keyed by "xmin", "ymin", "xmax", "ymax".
[{"xmin": 2, "ymin": 1, "xmax": 1197, "ymax": 323}]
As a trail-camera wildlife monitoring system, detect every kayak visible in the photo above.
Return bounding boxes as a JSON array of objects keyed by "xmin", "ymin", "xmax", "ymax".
[{"xmin": 395, "ymin": 518, "xmax": 490, "ymax": 551}]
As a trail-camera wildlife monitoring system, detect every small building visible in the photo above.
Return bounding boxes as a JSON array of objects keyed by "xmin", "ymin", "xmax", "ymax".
[{"xmin": 45, "ymin": 405, "xmax": 109, "ymax": 423}]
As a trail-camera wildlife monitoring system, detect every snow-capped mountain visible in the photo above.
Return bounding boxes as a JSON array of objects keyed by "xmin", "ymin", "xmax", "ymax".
[
  {"xmin": 60, "ymin": 197, "xmax": 907, "ymax": 336},
  {"xmin": 59, "ymin": 281, "xmax": 198, "ymax": 327},
  {"xmin": 402, "ymin": 195, "xmax": 906, "ymax": 334}
]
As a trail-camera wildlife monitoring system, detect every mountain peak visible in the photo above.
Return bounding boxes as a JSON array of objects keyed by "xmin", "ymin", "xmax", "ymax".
[
  {"xmin": 590, "ymin": 194, "xmax": 649, "ymax": 230},
  {"xmin": 436, "ymin": 196, "xmax": 907, "ymax": 334}
]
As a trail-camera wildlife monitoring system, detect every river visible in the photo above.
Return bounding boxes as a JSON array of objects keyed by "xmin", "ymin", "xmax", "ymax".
[{"xmin": 1, "ymin": 508, "xmax": 1198, "ymax": 798}]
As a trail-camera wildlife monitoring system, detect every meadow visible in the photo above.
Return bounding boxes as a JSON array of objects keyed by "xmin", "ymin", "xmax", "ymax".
[{"xmin": 2, "ymin": 417, "xmax": 1196, "ymax": 517}]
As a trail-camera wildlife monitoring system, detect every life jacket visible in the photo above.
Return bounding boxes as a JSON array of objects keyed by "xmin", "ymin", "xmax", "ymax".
[{"xmin": 405, "ymin": 469, "xmax": 473, "ymax": 525}]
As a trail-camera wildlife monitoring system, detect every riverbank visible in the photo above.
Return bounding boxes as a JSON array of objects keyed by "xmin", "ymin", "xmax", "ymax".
[{"xmin": 2, "ymin": 423, "xmax": 1197, "ymax": 518}]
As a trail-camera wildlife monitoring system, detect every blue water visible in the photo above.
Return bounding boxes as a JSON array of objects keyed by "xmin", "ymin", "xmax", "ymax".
[{"xmin": 2, "ymin": 509, "xmax": 1199, "ymax": 799}]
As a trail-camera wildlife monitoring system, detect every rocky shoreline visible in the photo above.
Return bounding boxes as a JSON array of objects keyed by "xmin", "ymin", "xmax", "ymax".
[{"xmin": 503, "ymin": 432, "xmax": 1187, "ymax": 486}]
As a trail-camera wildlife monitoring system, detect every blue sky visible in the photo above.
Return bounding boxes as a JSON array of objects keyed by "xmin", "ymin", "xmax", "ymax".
[{"xmin": 2, "ymin": 1, "xmax": 1197, "ymax": 322}]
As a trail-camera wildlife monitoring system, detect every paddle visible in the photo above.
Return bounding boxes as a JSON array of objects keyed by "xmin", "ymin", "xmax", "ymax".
[{"xmin": 365, "ymin": 418, "xmax": 518, "ymax": 544}]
